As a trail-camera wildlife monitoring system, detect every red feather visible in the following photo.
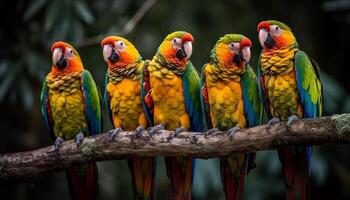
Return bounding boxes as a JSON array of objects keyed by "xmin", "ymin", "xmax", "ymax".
[{"xmin": 66, "ymin": 162, "xmax": 98, "ymax": 200}]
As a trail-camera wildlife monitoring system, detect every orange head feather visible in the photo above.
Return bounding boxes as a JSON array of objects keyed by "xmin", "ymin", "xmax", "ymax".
[
  {"xmin": 50, "ymin": 41, "xmax": 83, "ymax": 75},
  {"xmin": 156, "ymin": 31, "xmax": 194, "ymax": 67},
  {"xmin": 101, "ymin": 36, "xmax": 141, "ymax": 69},
  {"xmin": 210, "ymin": 34, "xmax": 252, "ymax": 69},
  {"xmin": 257, "ymin": 20, "xmax": 298, "ymax": 50}
]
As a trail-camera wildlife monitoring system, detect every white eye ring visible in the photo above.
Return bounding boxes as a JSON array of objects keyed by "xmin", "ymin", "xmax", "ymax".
[
  {"xmin": 65, "ymin": 47, "xmax": 74, "ymax": 59},
  {"xmin": 270, "ymin": 25, "xmax": 281, "ymax": 35},
  {"xmin": 229, "ymin": 42, "xmax": 240, "ymax": 51},
  {"xmin": 172, "ymin": 38, "xmax": 182, "ymax": 45},
  {"xmin": 115, "ymin": 40, "xmax": 126, "ymax": 51}
]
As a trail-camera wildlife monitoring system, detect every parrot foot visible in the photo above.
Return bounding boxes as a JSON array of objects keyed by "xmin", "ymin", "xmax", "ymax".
[
  {"xmin": 148, "ymin": 124, "xmax": 164, "ymax": 137},
  {"xmin": 286, "ymin": 115, "xmax": 298, "ymax": 129},
  {"xmin": 205, "ymin": 128, "xmax": 220, "ymax": 138},
  {"xmin": 174, "ymin": 127, "xmax": 186, "ymax": 137},
  {"xmin": 107, "ymin": 127, "xmax": 123, "ymax": 141},
  {"xmin": 266, "ymin": 117, "xmax": 281, "ymax": 132},
  {"xmin": 228, "ymin": 126, "xmax": 240, "ymax": 141},
  {"xmin": 54, "ymin": 137, "xmax": 64, "ymax": 150},
  {"xmin": 130, "ymin": 126, "xmax": 144, "ymax": 142},
  {"xmin": 75, "ymin": 132, "xmax": 84, "ymax": 147}
]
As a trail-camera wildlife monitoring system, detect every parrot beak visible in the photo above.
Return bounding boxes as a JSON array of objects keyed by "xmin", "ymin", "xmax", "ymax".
[
  {"xmin": 233, "ymin": 51, "xmax": 244, "ymax": 65},
  {"xmin": 183, "ymin": 41, "xmax": 193, "ymax": 59},
  {"xmin": 103, "ymin": 45, "xmax": 120, "ymax": 63},
  {"xmin": 176, "ymin": 41, "xmax": 192, "ymax": 60},
  {"xmin": 259, "ymin": 29, "xmax": 275, "ymax": 48},
  {"xmin": 52, "ymin": 48, "xmax": 67, "ymax": 69},
  {"xmin": 241, "ymin": 46, "xmax": 251, "ymax": 64}
]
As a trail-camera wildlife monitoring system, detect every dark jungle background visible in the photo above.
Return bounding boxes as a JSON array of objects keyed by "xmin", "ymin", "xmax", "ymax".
[{"xmin": 0, "ymin": 0, "xmax": 349, "ymax": 199}]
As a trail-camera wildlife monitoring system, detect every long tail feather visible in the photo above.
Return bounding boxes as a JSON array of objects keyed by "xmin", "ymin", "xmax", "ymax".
[
  {"xmin": 220, "ymin": 154, "xmax": 248, "ymax": 200},
  {"xmin": 278, "ymin": 147, "xmax": 311, "ymax": 200},
  {"xmin": 128, "ymin": 157, "xmax": 157, "ymax": 200},
  {"xmin": 165, "ymin": 157, "xmax": 195, "ymax": 200},
  {"xmin": 66, "ymin": 161, "xmax": 98, "ymax": 200}
]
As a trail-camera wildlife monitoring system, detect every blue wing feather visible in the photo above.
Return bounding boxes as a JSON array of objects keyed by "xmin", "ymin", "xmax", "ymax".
[
  {"xmin": 104, "ymin": 70, "xmax": 114, "ymax": 128},
  {"xmin": 182, "ymin": 61, "xmax": 203, "ymax": 132},
  {"xmin": 241, "ymin": 65, "xmax": 263, "ymax": 127},
  {"xmin": 141, "ymin": 60, "xmax": 154, "ymax": 126},
  {"xmin": 40, "ymin": 77, "xmax": 56, "ymax": 141},
  {"xmin": 81, "ymin": 70, "xmax": 102, "ymax": 136}
]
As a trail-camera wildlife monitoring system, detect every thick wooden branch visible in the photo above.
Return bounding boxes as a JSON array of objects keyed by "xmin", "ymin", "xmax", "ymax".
[{"xmin": 0, "ymin": 114, "xmax": 349, "ymax": 180}]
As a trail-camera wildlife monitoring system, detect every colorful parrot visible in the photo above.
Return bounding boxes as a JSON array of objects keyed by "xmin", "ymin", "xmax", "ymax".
[
  {"xmin": 101, "ymin": 36, "xmax": 156, "ymax": 200},
  {"xmin": 200, "ymin": 34, "xmax": 263, "ymax": 200},
  {"xmin": 41, "ymin": 41, "xmax": 102, "ymax": 200},
  {"xmin": 257, "ymin": 20, "xmax": 323, "ymax": 199},
  {"xmin": 141, "ymin": 31, "xmax": 203, "ymax": 200}
]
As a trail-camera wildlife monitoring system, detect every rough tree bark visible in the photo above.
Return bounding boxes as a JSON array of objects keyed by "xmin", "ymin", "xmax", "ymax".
[{"xmin": 0, "ymin": 114, "xmax": 349, "ymax": 180}]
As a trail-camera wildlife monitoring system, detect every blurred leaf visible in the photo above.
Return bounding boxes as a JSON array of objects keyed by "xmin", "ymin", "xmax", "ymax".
[
  {"xmin": 0, "ymin": 61, "xmax": 8, "ymax": 78},
  {"xmin": 44, "ymin": 0, "xmax": 62, "ymax": 32},
  {"xmin": 24, "ymin": 0, "xmax": 48, "ymax": 20},
  {"xmin": 19, "ymin": 78, "xmax": 34, "ymax": 110},
  {"xmin": 74, "ymin": 0, "xmax": 94, "ymax": 24},
  {"xmin": 0, "ymin": 63, "xmax": 20, "ymax": 102}
]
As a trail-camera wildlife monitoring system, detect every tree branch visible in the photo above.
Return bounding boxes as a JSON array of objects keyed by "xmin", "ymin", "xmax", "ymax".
[
  {"xmin": 0, "ymin": 114, "xmax": 349, "ymax": 180},
  {"xmin": 76, "ymin": 0, "xmax": 158, "ymax": 48}
]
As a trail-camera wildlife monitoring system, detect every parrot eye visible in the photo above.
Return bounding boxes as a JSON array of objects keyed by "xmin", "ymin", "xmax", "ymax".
[
  {"xmin": 229, "ymin": 42, "xmax": 240, "ymax": 51},
  {"xmin": 172, "ymin": 38, "xmax": 182, "ymax": 45},
  {"xmin": 65, "ymin": 47, "xmax": 74, "ymax": 59},
  {"xmin": 270, "ymin": 25, "xmax": 281, "ymax": 35},
  {"xmin": 115, "ymin": 40, "xmax": 126, "ymax": 51}
]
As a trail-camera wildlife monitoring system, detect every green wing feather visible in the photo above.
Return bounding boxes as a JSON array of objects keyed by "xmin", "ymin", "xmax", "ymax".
[
  {"xmin": 40, "ymin": 77, "xmax": 55, "ymax": 141},
  {"xmin": 81, "ymin": 70, "xmax": 102, "ymax": 136},
  {"xmin": 241, "ymin": 65, "xmax": 263, "ymax": 127},
  {"xmin": 182, "ymin": 61, "xmax": 203, "ymax": 132},
  {"xmin": 294, "ymin": 50, "xmax": 323, "ymax": 118}
]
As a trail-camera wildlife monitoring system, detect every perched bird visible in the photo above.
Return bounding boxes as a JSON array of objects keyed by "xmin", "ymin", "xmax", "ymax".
[
  {"xmin": 101, "ymin": 36, "xmax": 156, "ymax": 200},
  {"xmin": 41, "ymin": 41, "xmax": 102, "ymax": 200},
  {"xmin": 142, "ymin": 31, "xmax": 203, "ymax": 200},
  {"xmin": 257, "ymin": 20, "xmax": 323, "ymax": 199},
  {"xmin": 201, "ymin": 34, "xmax": 262, "ymax": 200}
]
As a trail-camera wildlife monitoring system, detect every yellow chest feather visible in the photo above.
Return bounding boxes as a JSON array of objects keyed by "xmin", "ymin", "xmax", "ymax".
[
  {"xmin": 107, "ymin": 79, "xmax": 147, "ymax": 130},
  {"xmin": 263, "ymin": 70, "xmax": 302, "ymax": 120},
  {"xmin": 206, "ymin": 76, "xmax": 246, "ymax": 130},
  {"xmin": 47, "ymin": 76, "xmax": 87, "ymax": 139},
  {"xmin": 149, "ymin": 64, "xmax": 189, "ymax": 130}
]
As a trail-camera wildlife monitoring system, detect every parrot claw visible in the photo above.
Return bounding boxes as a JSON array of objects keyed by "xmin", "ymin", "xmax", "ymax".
[
  {"xmin": 266, "ymin": 117, "xmax": 281, "ymax": 132},
  {"xmin": 205, "ymin": 128, "xmax": 220, "ymax": 138},
  {"xmin": 130, "ymin": 126, "xmax": 144, "ymax": 142},
  {"xmin": 286, "ymin": 115, "xmax": 298, "ymax": 129},
  {"xmin": 148, "ymin": 124, "xmax": 164, "ymax": 136},
  {"xmin": 174, "ymin": 127, "xmax": 186, "ymax": 137},
  {"xmin": 75, "ymin": 132, "xmax": 84, "ymax": 147},
  {"xmin": 107, "ymin": 128, "xmax": 123, "ymax": 141},
  {"xmin": 54, "ymin": 137, "xmax": 64, "ymax": 150},
  {"xmin": 228, "ymin": 126, "xmax": 240, "ymax": 141}
]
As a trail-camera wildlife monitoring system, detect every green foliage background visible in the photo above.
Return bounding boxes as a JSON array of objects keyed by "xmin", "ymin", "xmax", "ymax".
[{"xmin": 0, "ymin": 0, "xmax": 349, "ymax": 199}]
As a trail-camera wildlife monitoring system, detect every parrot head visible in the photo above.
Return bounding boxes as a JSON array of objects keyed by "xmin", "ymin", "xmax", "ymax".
[
  {"xmin": 211, "ymin": 34, "xmax": 252, "ymax": 69},
  {"xmin": 157, "ymin": 31, "xmax": 194, "ymax": 67},
  {"xmin": 257, "ymin": 20, "xmax": 298, "ymax": 49},
  {"xmin": 101, "ymin": 36, "xmax": 141, "ymax": 69},
  {"xmin": 51, "ymin": 42, "xmax": 83, "ymax": 74}
]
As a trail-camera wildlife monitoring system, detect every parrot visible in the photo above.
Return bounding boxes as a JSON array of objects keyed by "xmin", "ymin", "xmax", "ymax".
[
  {"xmin": 141, "ymin": 31, "xmax": 203, "ymax": 200},
  {"xmin": 200, "ymin": 34, "xmax": 263, "ymax": 200},
  {"xmin": 41, "ymin": 41, "xmax": 102, "ymax": 200},
  {"xmin": 101, "ymin": 36, "xmax": 156, "ymax": 200},
  {"xmin": 257, "ymin": 20, "xmax": 323, "ymax": 199}
]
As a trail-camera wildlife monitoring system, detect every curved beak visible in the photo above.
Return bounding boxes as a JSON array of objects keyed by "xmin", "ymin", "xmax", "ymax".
[
  {"xmin": 176, "ymin": 41, "xmax": 193, "ymax": 60},
  {"xmin": 103, "ymin": 45, "xmax": 120, "ymax": 63},
  {"xmin": 52, "ymin": 48, "xmax": 67, "ymax": 69},
  {"xmin": 241, "ymin": 46, "xmax": 251, "ymax": 64},
  {"xmin": 259, "ymin": 29, "xmax": 275, "ymax": 48}
]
